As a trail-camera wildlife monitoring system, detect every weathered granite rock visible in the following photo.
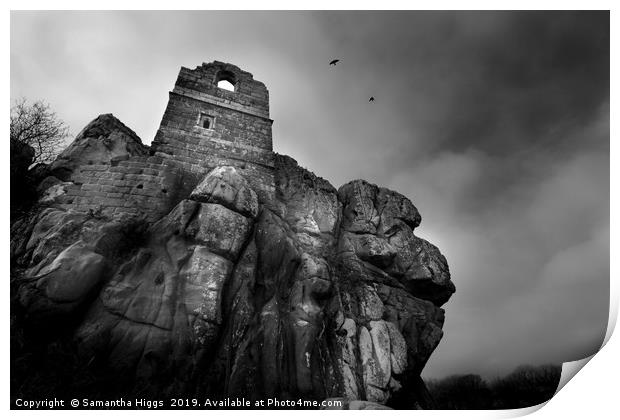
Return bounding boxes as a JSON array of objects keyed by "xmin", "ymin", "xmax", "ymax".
[
  {"xmin": 50, "ymin": 114, "xmax": 148, "ymax": 181},
  {"xmin": 14, "ymin": 208, "xmax": 88, "ymax": 271},
  {"xmin": 356, "ymin": 284, "xmax": 385, "ymax": 321},
  {"xmin": 185, "ymin": 203, "xmax": 253, "ymax": 261},
  {"xmin": 359, "ymin": 325, "xmax": 389, "ymax": 402},
  {"xmin": 182, "ymin": 246, "xmax": 233, "ymax": 324},
  {"xmin": 10, "ymin": 62, "xmax": 458, "ymax": 407},
  {"xmin": 37, "ymin": 179, "xmax": 73, "ymax": 204},
  {"xmin": 12, "ymin": 207, "xmax": 151, "ymax": 327},
  {"xmin": 386, "ymin": 321, "xmax": 407, "ymax": 375},
  {"xmin": 73, "ymin": 186, "xmax": 256, "ymax": 381},
  {"xmin": 338, "ymin": 179, "xmax": 455, "ymax": 306},
  {"xmin": 273, "ymin": 155, "xmax": 341, "ymax": 249},
  {"xmin": 11, "ymin": 125, "xmax": 454, "ymax": 409},
  {"xmin": 190, "ymin": 166, "xmax": 259, "ymax": 218},
  {"xmin": 17, "ymin": 241, "xmax": 107, "ymax": 321}
]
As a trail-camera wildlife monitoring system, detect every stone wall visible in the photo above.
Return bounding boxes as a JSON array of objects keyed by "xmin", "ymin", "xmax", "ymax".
[{"xmin": 56, "ymin": 155, "xmax": 183, "ymax": 222}]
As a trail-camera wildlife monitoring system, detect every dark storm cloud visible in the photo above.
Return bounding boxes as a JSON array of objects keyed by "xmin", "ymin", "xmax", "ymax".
[
  {"xmin": 315, "ymin": 11, "xmax": 609, "ymax": 153},
  {"xmin": 311, "ymin": 11, "xmax": 609, "ymax": 206},
  {"xmin": 451, "ymin": 12, "xmax": 608, "ymax": 148},
  {"xmin": 10, "ymin": 11, "xmax": 610, "ymax": 379}
]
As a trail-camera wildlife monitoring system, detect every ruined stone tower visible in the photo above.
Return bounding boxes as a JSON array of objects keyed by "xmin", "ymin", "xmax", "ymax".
[
  {"xmin": 14, "ymin": 60, "xmax": 456, "ymax": 409},
  {"xmin": 51, "ymin": 61, "xmax": 276, "ymax": 222},
  {"xmin": 151, "ymin": 61, "xmax": 275, "ymax": 202}
]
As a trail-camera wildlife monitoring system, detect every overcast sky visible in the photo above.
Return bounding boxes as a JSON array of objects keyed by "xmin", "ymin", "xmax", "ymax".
[{"xmin": 10, "ymin": 11, "xmax": 610, "ymax": 379}]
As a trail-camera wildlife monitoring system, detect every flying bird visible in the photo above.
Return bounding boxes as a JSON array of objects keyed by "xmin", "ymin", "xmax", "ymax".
[
  {"xmin": 329, "ymin": 59, "xmax": 340, "ymax": 66},
  {"xmin": 369, "ymin": 96, "xmax": 375, "ymax": 102}
]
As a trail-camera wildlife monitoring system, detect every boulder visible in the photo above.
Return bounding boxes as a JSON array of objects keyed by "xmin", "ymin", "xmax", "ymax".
[
  {"xmin": 18, "ymin": 241, "xmax": 107, "ymax": 320},
  {"xmin": 273, "ymin": 154, "xmax": 341, "ymax": 248},
  {"xmin": 181, "ymin": 245, "xmax": 233, "ymax": 324},
  {"xmin": 345, "ymin": 232, "xmax": 397, "ymax": 269},
  {"xmin": 356, "ymin": 284, "xmax": 384, "ymax": 321},
  {"xmin": 190, "ymin": 166, "xmax": 259, "ymax": 218},
  {"xmin": 185, "ymin": 203, "xmax": 253, "ymax": 261},
  {"xmin": 74, "ymin": 193, "xmax": 256, "ymax": 379},
  {"xmin": 39, "ymin": 242, "xmax": 106, "ymax": 303},
  {"xmin": 359, "ymin": 326, "xmax": 388, "ymax": 402},
  {"xmin": 401, "ymin": 237, "xmax": 455, "ymax": 306},
  {"xmin": 37, "ymin": 177, "xmax": 68, "ymax": 204},
  {"xmin": 385, "ymin": 321, "xmax": 408, "ymax": 375},
  {"xmin": 337, "ymin": 178, "xmax": 454, "ymax": 306}
]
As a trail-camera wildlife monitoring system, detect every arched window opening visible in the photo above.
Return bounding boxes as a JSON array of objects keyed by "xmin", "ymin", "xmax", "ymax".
[
  {"xmin": 217, "ymin": 79, "xmax": 235, "ymax": 92},
  {"xmin": 215, "ymin": 70, "xmax": 237, "ymax": 92}
]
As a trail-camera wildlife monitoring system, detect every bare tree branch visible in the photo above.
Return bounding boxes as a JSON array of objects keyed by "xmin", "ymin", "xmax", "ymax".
[{"xmin": 10, "ymin": 98, "xmax": 70, "ymax": 164}]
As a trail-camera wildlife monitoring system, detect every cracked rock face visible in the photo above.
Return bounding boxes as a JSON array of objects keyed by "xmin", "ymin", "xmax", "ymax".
[{"xmin": 12, "ymin": 147, "xmax": 454, "ymax": 408}]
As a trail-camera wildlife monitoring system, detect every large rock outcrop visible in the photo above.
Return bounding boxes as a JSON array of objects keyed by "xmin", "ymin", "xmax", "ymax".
[
  {"xmin": 11, "ymin": 118, "xmax": 454, "ymax": 409},
  {"xmin": 50, "ymin": 113, "xmax": 149, "ymax": 181}
]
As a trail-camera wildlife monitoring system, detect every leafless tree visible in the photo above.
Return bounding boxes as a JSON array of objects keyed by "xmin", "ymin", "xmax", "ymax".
[{"xmin": 10, "ymin": 98, "xmax": 70, "ymax": 164}]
